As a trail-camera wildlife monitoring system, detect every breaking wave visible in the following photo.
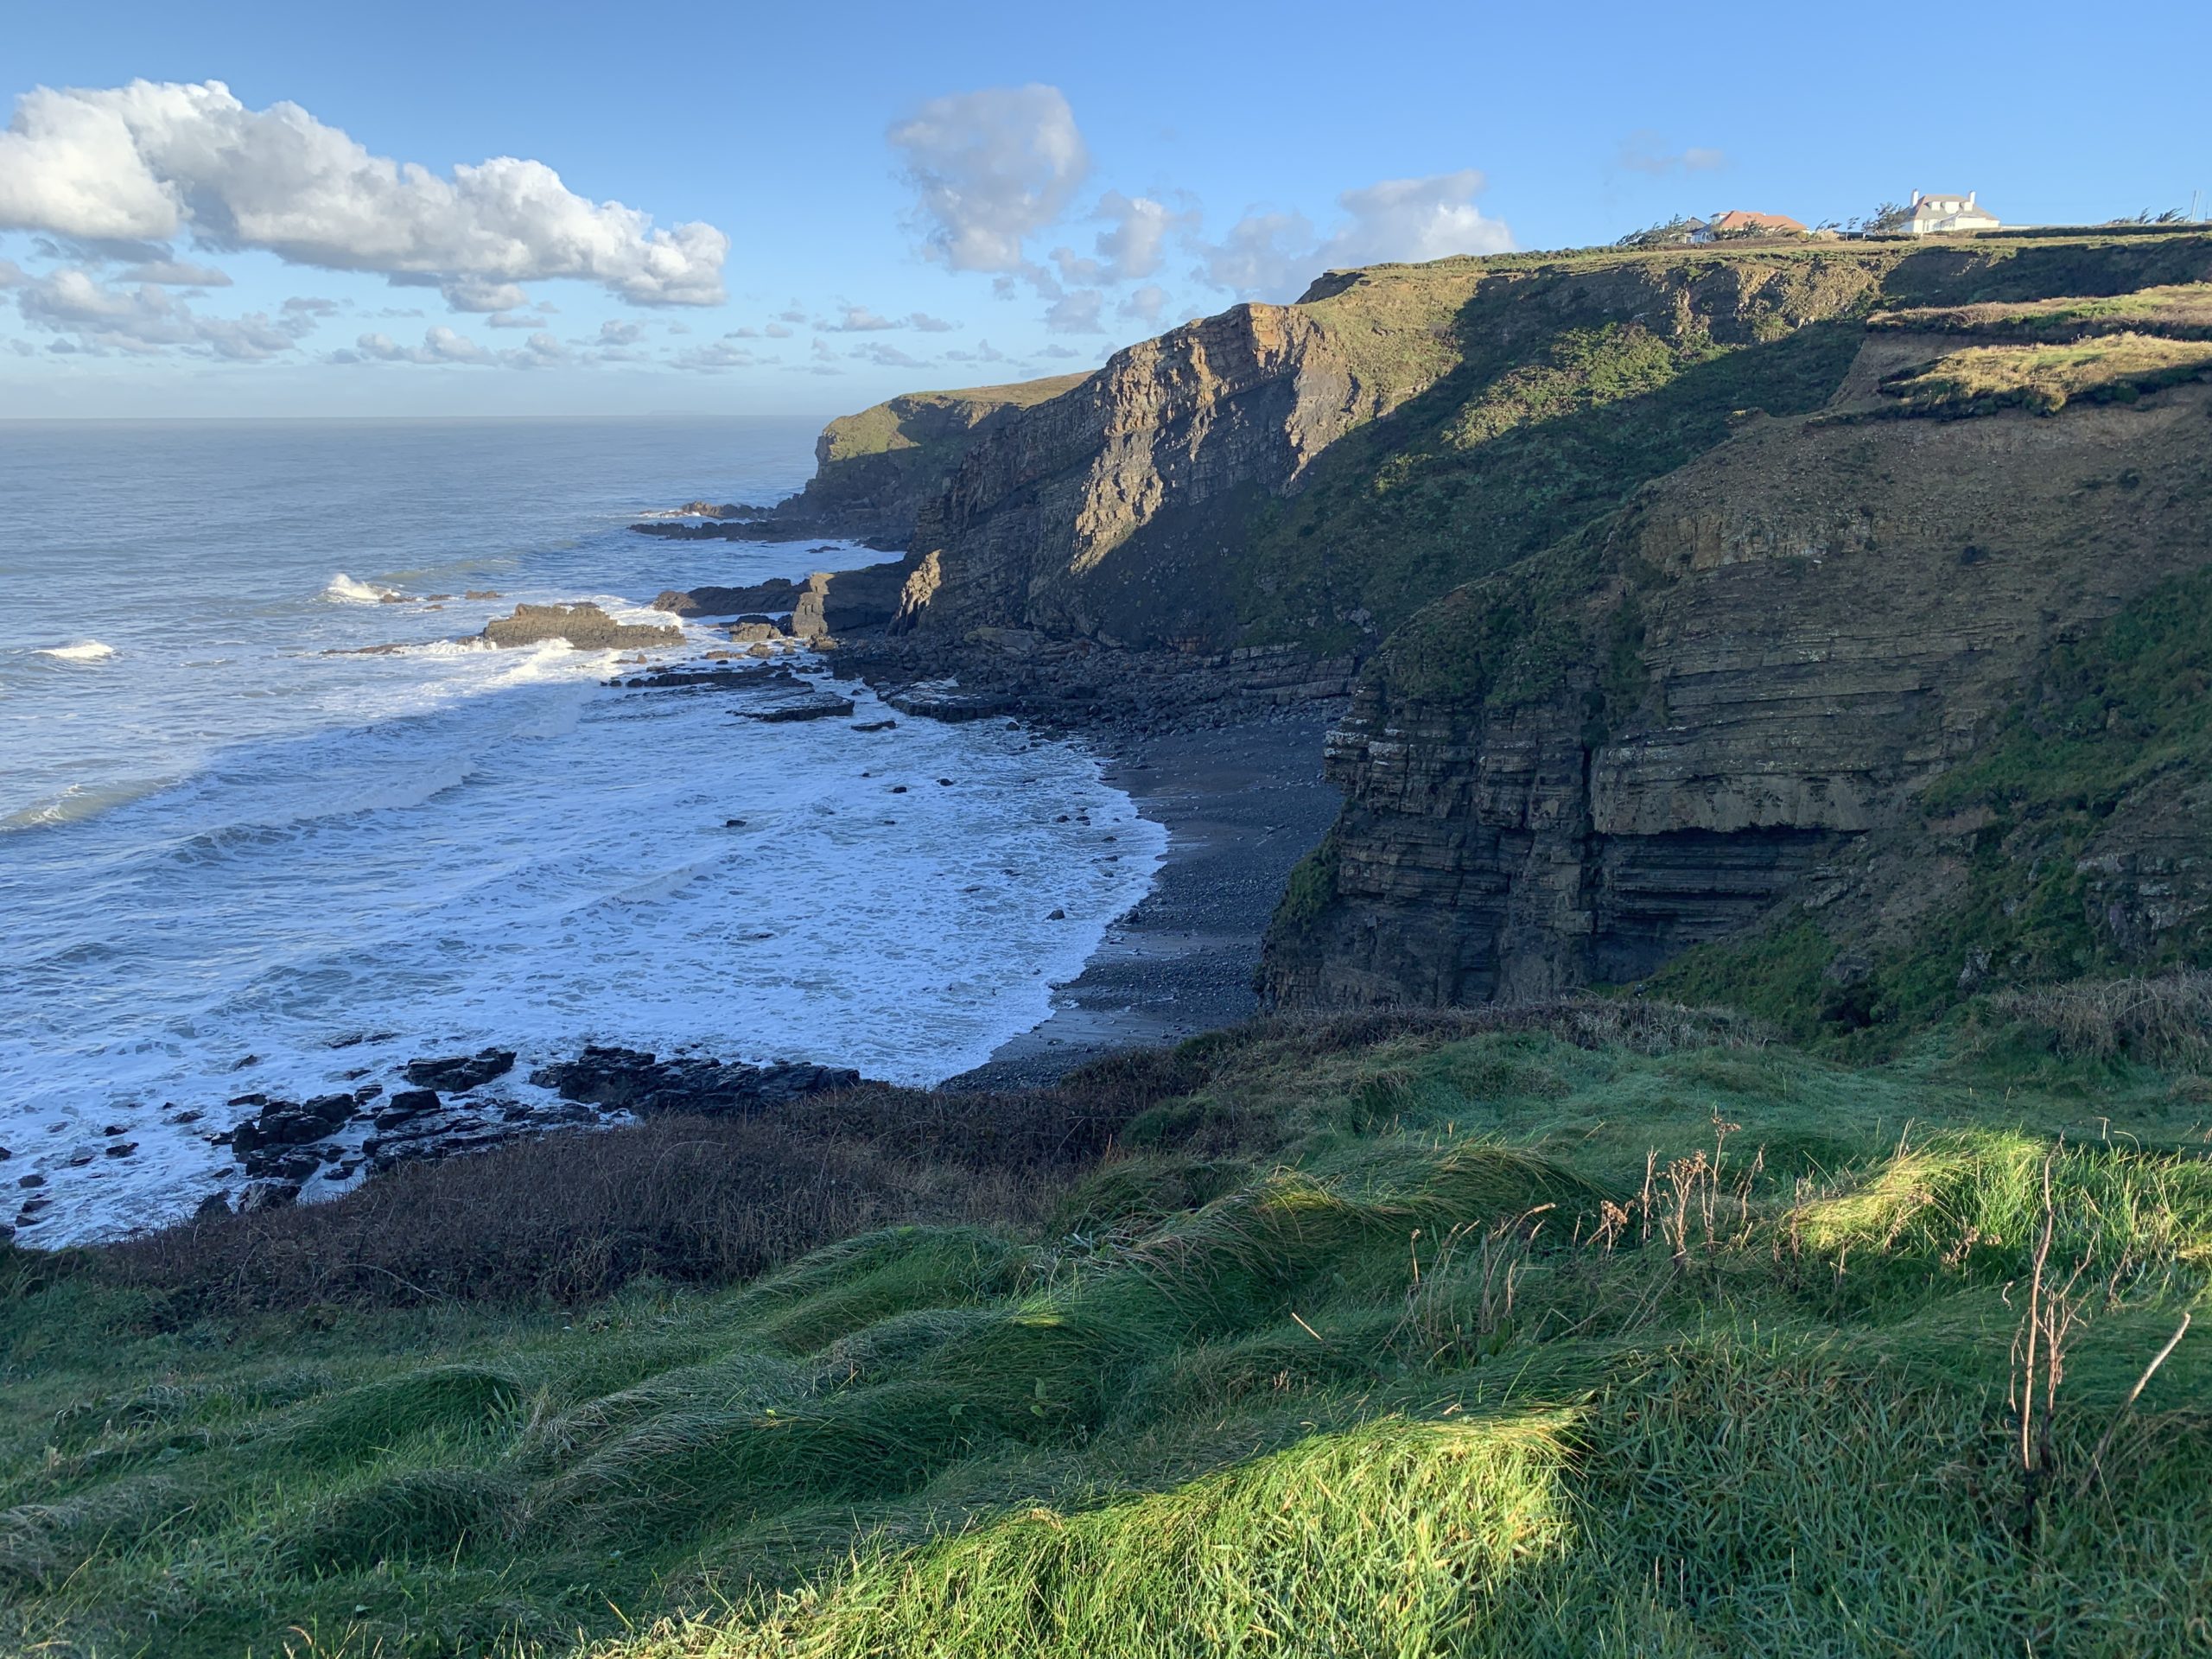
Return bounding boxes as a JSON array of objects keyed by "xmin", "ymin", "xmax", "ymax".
[
  {"xmin": 35, "ymin": 639, "xmax": 116, "ymax": 662},
  {"xmin": 323, "ymin": 573, "xmax": 396, "ymax": 604}
]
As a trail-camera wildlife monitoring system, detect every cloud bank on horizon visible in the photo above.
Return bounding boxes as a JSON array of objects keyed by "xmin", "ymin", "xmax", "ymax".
[{"xmin": 0, "ymin": 75, "xmax": 1519, "ymax": 378}]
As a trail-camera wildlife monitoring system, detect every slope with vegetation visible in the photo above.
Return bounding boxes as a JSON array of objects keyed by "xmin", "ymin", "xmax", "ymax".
[
  {"xmin": 3, "ymin": 995, "xmax": 2209, "ymax": 1656},
  {"xmin": 747, "ymin": 374, "xmax": 1090, "ymax": 547},
  {"xmin": 1262, "ymin": 236, "xmax": 2212, "ymax": 1028},
  {"xmin": 890, "ymin": 232, "xmax": 2212, "ymax": 656}
]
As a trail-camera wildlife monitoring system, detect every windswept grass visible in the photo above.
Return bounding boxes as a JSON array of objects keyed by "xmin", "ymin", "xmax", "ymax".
[
  {"xmin": 1870, "ymin": 281, "xmax": 2212, "ymax": 343},
  {"xmin": 3, "ymin": 1014, "xmax": 2208, "ymax": 1656},
  {"xmin": 1872, "ymin": 332, "xmax": 2212, "ymax": 416},
  {"xmin": 1986, "ymin": 972, "xmax": 2212, "ymax": 1070}
]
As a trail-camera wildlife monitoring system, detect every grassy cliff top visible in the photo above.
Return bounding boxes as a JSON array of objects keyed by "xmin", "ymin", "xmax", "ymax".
[
  {"xmin": 1871, "ymin": 280, "xmax": 2212, "ymax": 342},
  {"xmin": 4, "ymin": 999, "xmax": 2208, "ymax": 1656},
  {"xmin": 818, "ymin": 372, "xmax": 1092, "ymax": 462},
  {"xmin": 1875, "ymin": 332, "xmax": 2212, "ymax": 416},
  {"xmin": 1224, "ymin": 230, "xmax": 2212, "ymax": 652}
]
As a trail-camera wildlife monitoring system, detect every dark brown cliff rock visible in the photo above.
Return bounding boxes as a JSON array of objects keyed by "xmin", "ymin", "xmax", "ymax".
[
  {"xmin": 1262, "ymin": 365, "xmax": 2212, "ymax": 1012},
  {"xmin": 895, "ymin": 302, "xmax": 1380, "ymax": 646},
  {"xmin": 886, "ymin": 235, "xmax": 2212, "ymax": 664},
  {"xmin": 656, "ymin": 557, "xmax": 917, "ymax": 639},
  {"xmin": 645, "ymin": 376, "xmax": 1093, "ymax": 547}
]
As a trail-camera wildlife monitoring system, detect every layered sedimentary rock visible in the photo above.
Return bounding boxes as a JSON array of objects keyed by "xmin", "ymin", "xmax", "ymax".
[
  {"xmin": 721, "ymin": 232, "xmax": 2212, "ymax": 1015},
  {"xmin": 895, "ymin": 302, "xmax": 1398, "ymax": 645},
  {"xmin": 890, "ymin": 237, "xmax": 2212, "ymax": 660},
  {"xmin": 1262, "ymin": 366, "xmax": 2212, "ymax": 1007},
  {"xmin": 654, "ymin": 558, "xmax": 912, "ymax": 637}
]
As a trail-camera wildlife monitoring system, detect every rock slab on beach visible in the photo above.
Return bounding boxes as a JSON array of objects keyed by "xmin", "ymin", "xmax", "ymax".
[{"xmin": 657, "ymin": 562, "xmax": 910, "ymax": 639}]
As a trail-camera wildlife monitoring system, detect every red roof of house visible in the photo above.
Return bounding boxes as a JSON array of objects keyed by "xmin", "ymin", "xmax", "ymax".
[{"xmin": 1709, "ymin": 210, "xmax": 1808, "ymax": 235}]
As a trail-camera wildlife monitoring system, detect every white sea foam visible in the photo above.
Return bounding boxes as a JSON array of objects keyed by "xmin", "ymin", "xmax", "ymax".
[
  {"xmin": 322, "ymin": 572, "xmax": 395, "ymax": 604},
  {"xmin": 35, "ymin": 639, "xmax": 116, "ymax": 662},
  {"xmin": 3, "ymin": 420, "xmax": 1163, "ymax": 1247},
  {"xmin": 2, "ymin": 671, "xmax": 1164, "ymax": 1244}
]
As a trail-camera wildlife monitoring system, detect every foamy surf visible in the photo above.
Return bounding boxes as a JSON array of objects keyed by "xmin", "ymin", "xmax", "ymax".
[
  {"xmin": 4, "ymin": 416, "xmax": 1162, "ymax": 1246},
  {"xmin": 323, "ymin": 572, "xmax": 397, "ymax": 604},
  {"xmin": 35, "ymin": 639, "xmax": 116, "ymax": 662}
]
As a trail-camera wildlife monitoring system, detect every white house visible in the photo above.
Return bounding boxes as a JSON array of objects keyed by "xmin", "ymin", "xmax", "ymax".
[{"xmin": 1902, "ymin": 190, "xmax": 2002, "ymax": 235}]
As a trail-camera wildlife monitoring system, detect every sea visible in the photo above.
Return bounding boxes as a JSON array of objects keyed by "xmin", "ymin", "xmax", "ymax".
[{"xmin": 0, "ymin": 417, "xmax": 1166, "ymax": 1244}]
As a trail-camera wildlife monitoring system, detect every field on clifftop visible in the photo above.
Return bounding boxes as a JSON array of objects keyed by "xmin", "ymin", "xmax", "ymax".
[{"xmin": 4, "ymin": 997, "xmax": 2208, "ymax": 1657}]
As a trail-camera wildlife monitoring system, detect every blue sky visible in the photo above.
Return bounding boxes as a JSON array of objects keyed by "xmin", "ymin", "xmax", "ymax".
[{"xmin": 3, "ymin": 0, "xmax": 2207, "ymax": 418}]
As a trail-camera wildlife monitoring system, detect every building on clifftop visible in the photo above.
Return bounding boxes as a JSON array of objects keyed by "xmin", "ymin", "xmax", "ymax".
[
  {"xmin": 1694, "ymin": 210, "xmax": 1809, "ymax": 241},
  {"xmin": 1902, "ymin": 190, "xmax": 2001, "ymax": 234}
]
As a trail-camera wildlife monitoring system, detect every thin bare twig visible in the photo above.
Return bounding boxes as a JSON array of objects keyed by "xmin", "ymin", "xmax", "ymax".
[{"xmin": 2079, "ymin": 1312, "xmax": 2192, "ymax": 1497}]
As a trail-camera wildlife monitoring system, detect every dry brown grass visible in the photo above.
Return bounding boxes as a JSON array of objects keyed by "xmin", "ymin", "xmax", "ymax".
[
  {"xmin": 1869, "ymin": 283, "xmax": 2212, "ymax": 343},
  {"xmin": 1878, "ymin": 334, "xmax": 2212, "ymax": 416},
  {"xmin": 1214, "ymin": 997, "xmax": 1770, "ymax": 1058},
  {"xmin": 96, "ymin": 1001, "xmax": 1756, "ymax": 1316},
  {"xmin": 104, "ymin": 1080, "xmax": 1140, "ymax": 1313},
  {"xmin": 1987, "ymin": 972, "xmax": 2212, "ymax": 1068}
]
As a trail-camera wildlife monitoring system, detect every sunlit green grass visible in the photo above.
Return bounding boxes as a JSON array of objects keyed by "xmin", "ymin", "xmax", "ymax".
[{"xmin": 3, "ymin": 1017, "xmax": 2208, "ymax": 1656}]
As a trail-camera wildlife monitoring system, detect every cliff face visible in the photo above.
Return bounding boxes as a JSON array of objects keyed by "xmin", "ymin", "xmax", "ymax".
[
  {"xmin": 897, "ymin": 255, "xmax": 1879, "ymax": 649},
  {"xmin": 893, "ymin": 237, "xmax": 2212, "ymax": 658},
  {"xmin": 897, "ymin": 302, "xmax": 1402, "ymax": 646},
  {"xmin": 1262, "ymin": 321, "xmax": 2212, "ymax": 1019},
  {"xmin": 748, "ymin": 374, "xmax": 1091, "ymax": 546},
  {"xmin": 811, "ymin": 232, "xmax": 2212, "ymax": 1027}
]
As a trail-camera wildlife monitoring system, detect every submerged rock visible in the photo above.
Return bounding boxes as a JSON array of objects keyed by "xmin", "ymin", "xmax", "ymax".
[
  {"xmin": 237, "ymin": 1179, "xmax": 300, "ymax": 1213},
  {"xmin": 374, "ymin": 1089, "xmax": 442, "ymax": 1127},
  {"xmin": 883, "ymin": 681, "xmax": 1018, "ymax": 722},
  {"xmin": 228, "ymin": 1092, "xmax": 357, "ymax": 1158}
]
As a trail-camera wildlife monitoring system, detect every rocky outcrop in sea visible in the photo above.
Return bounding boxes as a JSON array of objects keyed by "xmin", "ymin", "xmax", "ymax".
[
  {"xmin": 480, "ymin": 603, "xmax": 683, "ymax": 651},
  {"xmin": 198, "ymin": 1045, "xmax": 872, "ymax": 1216}
]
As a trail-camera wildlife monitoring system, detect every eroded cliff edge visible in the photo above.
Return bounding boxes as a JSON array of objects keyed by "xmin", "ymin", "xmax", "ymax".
[
  {"xmin": 688, "ymin": 231, "xmax": 2212, "ymax": 1032},
  {"xmin": 1259, "ymin": 257, "xmax": 2212, "ymax": 1027},
  {"xmin": 649, "ymin": 374, "xmax": 1091, "ymax": 547},
  {"xmin": 890, "ymin": 240, "xmax": 2212, "ymax": 653}
]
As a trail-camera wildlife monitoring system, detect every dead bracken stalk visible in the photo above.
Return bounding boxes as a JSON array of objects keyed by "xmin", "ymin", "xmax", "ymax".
[
  {"xmin": 2079, "ymin": 1311, "xmax": 2193, "ymax": 1498},
  {"xmin": 2008, "ymin": 1146, "xmax": 2092, "ymax": 1544}
]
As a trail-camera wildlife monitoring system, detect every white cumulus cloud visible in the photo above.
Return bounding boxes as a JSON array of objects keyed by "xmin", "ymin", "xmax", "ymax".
[
  {"xmin": 115, "ymin": 256, "xmax": 232, "ymax": 286},
  {"xmin": 1191, "ymin": 208, "xmax": 1315, "ymax": 300},
  {"xmin": 1044, "ymin": 289, "xmax": 1106, "ymax": 334},
  {"xmin": 14, "ymin": 265, "xmax": 308, "ymax": 359},
  {"xmin": 1317, "ymin": 170, "xmax": 1513, "ymax": 269},
  {"xmin": 675, "ymin": 340, "xmax": 768, "ymax": 372},
  {"xmin": 851, "ymin": 340, "xmax": 930, "ymax": 369},
  {"xmin": 819, "ymin": 303, "xmax": 899, "ymax": 332},
  {"xmin": 1052, "ymin": 191, "xmax": 1188, "ymax": 285},
  {"xmin": 0, "ymin": 79, "xmax": 728, "ymax": 308},
  {"xmin": 1193, "ymin": 171, "xmax": 1512, "ymax": 302},
  {"xmin": 1119, "ymin": 283, "xmax": 1169, "ymax": 324},
  {"xmin": 1617, "ymin": 132, "xmax": 1728, "ymax": 177},
  {"xmin": 888, "ymin": 84, "xmax": 1089, "ymax": 273}
]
